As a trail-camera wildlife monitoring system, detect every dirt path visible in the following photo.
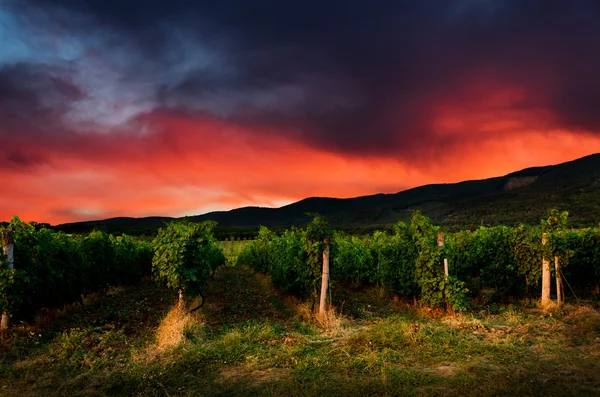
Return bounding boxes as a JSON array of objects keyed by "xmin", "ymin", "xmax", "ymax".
[{"xmin": 201, "ymin": 265, "xmax": 290, "ymax": 329}]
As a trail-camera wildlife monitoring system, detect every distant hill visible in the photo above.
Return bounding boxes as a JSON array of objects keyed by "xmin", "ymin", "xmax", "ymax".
[{"xmin": 57, "ymin": 153, "xmax": 600, "ymax": 235}]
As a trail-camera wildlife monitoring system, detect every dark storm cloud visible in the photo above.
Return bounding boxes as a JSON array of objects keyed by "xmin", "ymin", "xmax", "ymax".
[
  {"xmin": 0, "ymin": 62, "xmax": 82, "ymax": 134},
  {"xmin": 3, "ymin": 0, "xmax": 600, "ymax": 158},
  {"xmin": 0, "ymin": 62, "xmax": 81, "ymax": 168}
]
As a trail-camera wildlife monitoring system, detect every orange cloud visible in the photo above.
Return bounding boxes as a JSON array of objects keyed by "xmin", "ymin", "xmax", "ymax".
[{"xmin": 2, "ymin": 107, "xmax": 600, "ymax": 225}]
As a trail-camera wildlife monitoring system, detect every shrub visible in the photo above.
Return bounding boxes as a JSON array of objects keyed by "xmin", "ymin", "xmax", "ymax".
[{"xmin": 152, "ymin": 220, "xmax": 225, "ymax": 299}]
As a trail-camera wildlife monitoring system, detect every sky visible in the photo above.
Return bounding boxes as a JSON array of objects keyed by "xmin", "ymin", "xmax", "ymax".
[{"xmin": 2, "ymin": 0, "xmax": 600, "ymax": 224}]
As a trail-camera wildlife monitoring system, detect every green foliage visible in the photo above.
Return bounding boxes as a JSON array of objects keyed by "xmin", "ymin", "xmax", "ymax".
[
  {"xmin": 541, "ymin": 209, "xmax": 571, "ymax": 264},
  {"xmin": 405, "ymin": 211, "xmax": 470, "ymax": 310},
  {"xmin": 237, "ymin": 215, "xmax": 332, "ymax": 298},
  {"xmin": 238, "ymin": 209, "xmax": 600, "ymax": 311},
  {"xmin": 0, "ymin": 217, "xmax": 153, "ymax": 321},
  {"xmin": 240, "ymin": 212, "xmax": 470, "ymax": 310},
  {"xmin": 300, "ymin": 214, "xmax": 333, "ymax": 296},
  {"xmin": 447, "ymin": 226, "xmax": 520, "ymax": 300},
  {"xmin": 152, "ymin": 221, "xmax": 225, "ymax": 298},
  {"xmin": 0, "ymin": 263, "xmax": 29, "ymax": 314},
  {"xmin": 332, "ymin": 232, "xmax": 374, "ymax": 285},
  {"xmin": 111, "ymin": 234, "xmax": 154, "ymax": 284},
  {"xmin": 411, "ymin": 211, "xmax": 444, "ymax": 307},
  {"xmin": 331, "ymin": 222, "xmax": 418, "ymax": 296},
  {"xmin": 561, "ymin": 228, "xmax": 600, "ymax": 290},
  {"xmin": 370, "ymin": 224, "xmax": 417, "ymax": 296},
  {"xmin": 236, "ymin": 227, "xmax": 273, "ymax": 274},
  {"xmin": 9, "ymin": 205, "xmax": 600, "ymax": 327},
  {"xmin": 445, "ymin": 276, "xmax": 470, "ymax": 312},
  {"xmin": 268, "ymin": 229, "xmax": 310, "ymax": 296},
  {"xmin": 509, "ymin": 225, "xmax": 542, "ymax": 288}
]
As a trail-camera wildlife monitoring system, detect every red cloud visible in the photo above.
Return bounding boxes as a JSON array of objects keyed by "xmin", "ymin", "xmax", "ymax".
[{"xmin": 3, "ymin": 105, "xmax": 600, "ymax": 225}]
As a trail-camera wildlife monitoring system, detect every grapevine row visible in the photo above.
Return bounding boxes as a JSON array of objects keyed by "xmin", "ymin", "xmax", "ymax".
[
  {"xmin": 0, "ymin": 218, "xmax": 224, "ymax": 325},
  {"xmin": 237, "ymin": 211, "xmax": 600, "ymax": 310}
]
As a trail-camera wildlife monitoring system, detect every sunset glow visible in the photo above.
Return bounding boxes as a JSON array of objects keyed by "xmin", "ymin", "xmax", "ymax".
[{"xmin": 2, "ymin": 1, "xmax": 600, "ymax": 224}]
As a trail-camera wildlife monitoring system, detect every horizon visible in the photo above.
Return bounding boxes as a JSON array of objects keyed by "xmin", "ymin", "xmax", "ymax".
[
  {"xmin": 39, "ymin": 152, "xmax": 597, "ymax": 226},
  {"xmin": 3, "ymin": 1, "xmax": 600, "ymax": 224}
]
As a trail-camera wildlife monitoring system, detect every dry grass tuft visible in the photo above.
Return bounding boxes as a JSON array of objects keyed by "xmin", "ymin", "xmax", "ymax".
[
  {"xmin": 132, "ymin": 303, "xmax": 203, "ymax": 363},
  {"xmin": 416, "ymin": 305, "xmax": 446, "ymax": 319},
  {"xmin": 155, "ymin": 304, "xmax": 196, "ymax": 351},
  {"xmin": 280, "ymin": 295, "xmax": 346, "ymax": 332},
  {"xmin": 541, "ymin": 301, "xmax": 559, "ymax": 313},
  {"xmin": 315, "ymin": 305, "xmax": 346, "ymax": 333},
  {"xmin": 281, "ymin": 296, "xmax": 313, "ymax": 322}
]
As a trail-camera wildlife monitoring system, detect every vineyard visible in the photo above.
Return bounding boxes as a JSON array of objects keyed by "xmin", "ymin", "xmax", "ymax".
[
  {"xmin": 237, "ymin": 210, "xmax": 600, "ymax": 312},
  {"xmin": 1, "ymin": 212, "xmax": 600, "ymax": 396},
  {"xmin": 2, "ymin": 210, "xmax": 600, "ymax": 326},
  {"xmin": 0, "ymin": 218, "xmax": 225, "ymax": 327}
]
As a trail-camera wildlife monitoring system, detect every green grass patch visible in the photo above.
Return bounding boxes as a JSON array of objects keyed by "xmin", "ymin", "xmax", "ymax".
[
  {"xmin": 1, "ymin": 265, "xmax": 599, "ymax": 396},
  {"xmin": 217, "ymin": 239, "xmax": 253, "ymax": 264}
]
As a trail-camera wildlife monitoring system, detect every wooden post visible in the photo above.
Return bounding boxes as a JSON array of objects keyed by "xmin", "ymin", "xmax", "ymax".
[
  {"xmin": 541, "ymin": 233, "xmax": 551, "ymax": 308},
  {"xmin": 555, "ymin": 256, "xmax": 563, "ymax": 306},
  {"xmin": 437, "ymin": 233, "xmax": 445, "ymax": 248},
  {"xmin": 178, "ymin": 289, "xmax": 184, "ymax": 310},
  {"xmin": 319, "ymin": 237, "xmax": 330, "ymax": 319},
  {"xmin": 437, "ymin": 234, "xmax": 449, "ymax": 278},
  {"xmin": 1, "ymin": 230, "xmax": 15, "ymax": 330}
]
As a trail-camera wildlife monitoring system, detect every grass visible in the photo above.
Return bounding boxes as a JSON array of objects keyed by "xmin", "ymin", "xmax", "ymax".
[
  {"xmin": 1, "ymin": 264, "xmax": 600, "ymax": 396},
  {"xmin": 217, "ymin": 240, "xmax": 253, "ymax": 263}
]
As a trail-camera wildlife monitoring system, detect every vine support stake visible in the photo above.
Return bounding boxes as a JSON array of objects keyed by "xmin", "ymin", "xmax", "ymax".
[
  {"xmin": 437, "ymin": 234, "xmax": 448, "ymax": 279},
  {"xmin": 319, "ymin": 237, "xmax": 330, "ymax": 320},
  {"xmin": 1, "ymin": 229, "xmax": 14, "ymax": 330},
  {"xmin": 555, "ymin": 256, "xmax": 563, "ymax": 306},
  {"xmin": 541, "ymin": 233, "xmax": 551, "ymax": 309}
]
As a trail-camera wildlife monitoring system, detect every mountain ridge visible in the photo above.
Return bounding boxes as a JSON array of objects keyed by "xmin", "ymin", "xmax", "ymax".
[{"xmin": 56, "ymin": 153, "xmax": 600, "ymax": 234}]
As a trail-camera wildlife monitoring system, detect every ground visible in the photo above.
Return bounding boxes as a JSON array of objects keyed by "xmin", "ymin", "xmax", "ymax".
[{"xmin": 1, "ymin": 264, "xmax": 600, "ymax": 396}]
